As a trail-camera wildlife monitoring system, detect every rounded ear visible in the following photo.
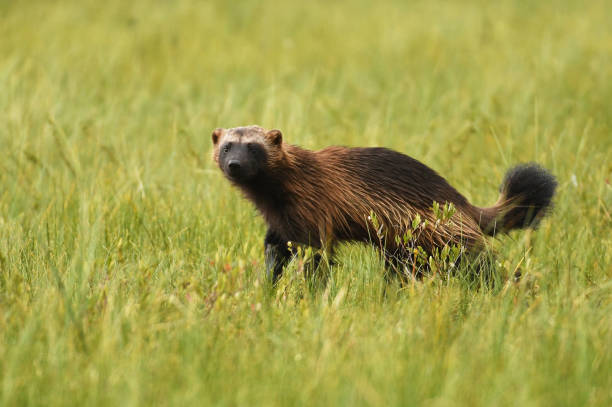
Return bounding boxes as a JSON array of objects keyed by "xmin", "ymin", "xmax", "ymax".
[
  {"xmin": 265, "ymin": 129, "xmax": 282, "ymax": 146},
  {"xmin": 212, "ymin": 128, "xmax": 223, "ymax": 145}
]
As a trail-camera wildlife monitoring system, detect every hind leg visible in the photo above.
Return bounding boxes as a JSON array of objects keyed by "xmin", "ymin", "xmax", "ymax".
[
  {"xmin": 383, "ymin": 248, "xmax": 429, "ymax": 284},
  {"xmin": 383, "ymin": 252, "xmax": 403, "ymax": 283}
]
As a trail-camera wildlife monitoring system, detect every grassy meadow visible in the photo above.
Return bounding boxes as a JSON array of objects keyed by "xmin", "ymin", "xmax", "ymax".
[{"xmin": 1, "ymin": 0, "xmax": 611, "ymax": 405}]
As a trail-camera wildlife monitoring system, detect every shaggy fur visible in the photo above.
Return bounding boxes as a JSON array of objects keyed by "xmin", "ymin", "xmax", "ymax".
[{"xmin": 212, "ymin": 125, "xmax": 557, "ymax": 281}]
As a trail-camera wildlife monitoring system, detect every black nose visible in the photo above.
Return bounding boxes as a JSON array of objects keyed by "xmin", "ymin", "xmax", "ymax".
[{"xmin": 228, "ymin": 160, "xmax": 241, "ymax": 174}]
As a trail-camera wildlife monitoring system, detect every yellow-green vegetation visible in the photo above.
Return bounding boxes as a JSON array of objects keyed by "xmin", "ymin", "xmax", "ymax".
[{"xmin": 1, "ymin": 0, "xmax": 611, "ymax": 405}]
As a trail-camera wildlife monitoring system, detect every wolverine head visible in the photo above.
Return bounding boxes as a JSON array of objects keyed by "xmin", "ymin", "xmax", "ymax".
[{"xmin": 212, "ymin": 125, "xmax": 284, "ymax": 182}]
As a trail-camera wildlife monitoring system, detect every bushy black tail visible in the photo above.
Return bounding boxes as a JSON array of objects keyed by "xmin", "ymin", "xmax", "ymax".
[{"xmin": 477, "ymin": 163, "xmax": 558, "ymax": 236}]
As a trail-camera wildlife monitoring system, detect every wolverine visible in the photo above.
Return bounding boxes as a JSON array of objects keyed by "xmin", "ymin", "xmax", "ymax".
[{"xmin": 212, "ymin": 125, "xmax": 557, "ymax": 282}]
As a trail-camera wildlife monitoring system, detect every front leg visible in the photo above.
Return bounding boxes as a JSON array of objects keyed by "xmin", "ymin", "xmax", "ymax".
[{"xmin": 264, "ymin": 229, "xmax": 293, "ymax": 284}]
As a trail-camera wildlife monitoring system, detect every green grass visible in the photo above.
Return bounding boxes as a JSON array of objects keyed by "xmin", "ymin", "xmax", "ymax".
[{"xmin": 1, "ymin": 0, "xmax": 611, "ymax": 405}]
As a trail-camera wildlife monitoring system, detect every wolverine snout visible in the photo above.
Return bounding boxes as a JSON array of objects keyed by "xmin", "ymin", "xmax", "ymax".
[{"xmin": 227, "ymin": 160, "xmax": 242, "ymax": 176}]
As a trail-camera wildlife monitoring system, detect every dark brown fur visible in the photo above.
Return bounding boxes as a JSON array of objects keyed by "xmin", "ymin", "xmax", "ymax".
[{"xmin": 212, "ymin": 126, "xmax": 557, "ymax": 281}]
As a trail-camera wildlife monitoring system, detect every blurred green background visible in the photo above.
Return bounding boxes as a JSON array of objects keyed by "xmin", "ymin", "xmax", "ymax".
[{"xmin": 0, "ymin": 0, "xmax": 611, "ymax": 406}]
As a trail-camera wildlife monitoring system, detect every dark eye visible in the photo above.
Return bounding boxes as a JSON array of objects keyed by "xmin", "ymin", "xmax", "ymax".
[
  {"xmin": 247, "ymin": 143, "xmax": 256, "ymax": 154},
  {"xmin": 223, "ymin": 143, "xmax": 232, "ymax": 153}
]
